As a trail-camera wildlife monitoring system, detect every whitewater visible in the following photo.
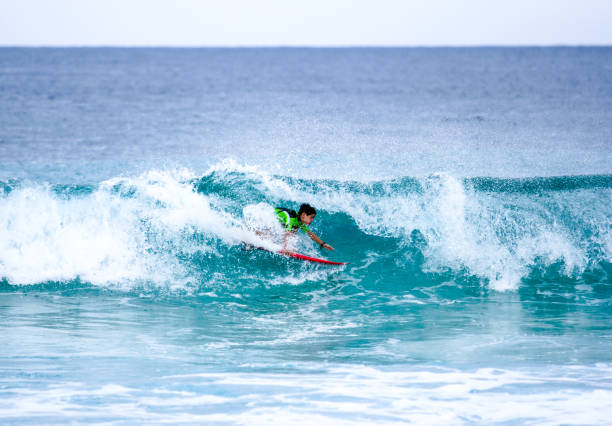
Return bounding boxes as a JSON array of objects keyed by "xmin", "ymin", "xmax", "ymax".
[{"xmin": 1, "ymin": 47, "xmax": 611, "ymax": 424}]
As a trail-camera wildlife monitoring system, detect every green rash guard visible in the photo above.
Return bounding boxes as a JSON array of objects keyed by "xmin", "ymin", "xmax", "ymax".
[{"xmin": 275, "ymin": 208, "xmax": 310, "ymax": 233}]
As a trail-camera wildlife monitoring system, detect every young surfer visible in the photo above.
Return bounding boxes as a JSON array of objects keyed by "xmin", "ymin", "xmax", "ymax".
[{"xmin": 275, "ymin": 204, "xmax": 334, "ymax": 251}]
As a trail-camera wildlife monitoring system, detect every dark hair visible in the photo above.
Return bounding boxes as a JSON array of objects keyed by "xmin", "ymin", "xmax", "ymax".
[{"xmin": 298, "ymin": 203, "xmax": 316, "ymax": 217}]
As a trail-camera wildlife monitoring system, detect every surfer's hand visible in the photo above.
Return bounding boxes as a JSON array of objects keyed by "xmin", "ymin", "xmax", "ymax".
[{"xmin": 322, "ymin": 243, "xmax": 334, "ymax": 251}]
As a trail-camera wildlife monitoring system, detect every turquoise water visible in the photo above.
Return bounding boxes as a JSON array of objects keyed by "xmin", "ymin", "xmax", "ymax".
[{"xmin": 1, "ymin": 48, "xmax": 611, "ymax": 424}]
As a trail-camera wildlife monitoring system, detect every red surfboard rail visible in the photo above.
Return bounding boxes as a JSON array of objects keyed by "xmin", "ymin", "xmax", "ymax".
[{"xmin": 280, "ymin": 250, "xmax": 348, "ymax": 265}]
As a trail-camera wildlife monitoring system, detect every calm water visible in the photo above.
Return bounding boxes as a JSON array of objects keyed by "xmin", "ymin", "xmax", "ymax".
[{"xmin": 1, "ymin": 47, "xmax": 611, "ymax": 424}]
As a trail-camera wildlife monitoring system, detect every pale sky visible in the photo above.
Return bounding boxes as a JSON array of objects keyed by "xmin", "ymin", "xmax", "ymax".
[{"xmin": 1, "ymin": 0, "xmax": 611, "ymax": 46}]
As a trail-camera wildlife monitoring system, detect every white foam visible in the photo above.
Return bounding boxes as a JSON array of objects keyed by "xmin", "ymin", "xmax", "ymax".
[
  {"xmin": 0, "ymin": 184, "xmax": 152, "ymax": 286},
  {"xmin": 0, "ymin": 168, "xmax": 271, "ymax": 288},
  {"xmin": 134, "ymin": 364, "xmax": 612, "ymax": 425},
  {"xmin": 242, "ymin": 202, "xmax": 284, "ymax": 250}
]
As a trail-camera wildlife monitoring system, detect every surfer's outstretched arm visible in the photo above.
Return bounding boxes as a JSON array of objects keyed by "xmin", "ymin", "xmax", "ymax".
[{"xmin": 307, "ymin": 231, "xmax": 334, "ymax": 251}]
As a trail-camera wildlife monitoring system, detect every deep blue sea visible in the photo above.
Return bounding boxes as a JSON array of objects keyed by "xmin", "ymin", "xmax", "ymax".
[{"xmin": 1, "ymin": 47, "xmax": 611, "ymax": 424}]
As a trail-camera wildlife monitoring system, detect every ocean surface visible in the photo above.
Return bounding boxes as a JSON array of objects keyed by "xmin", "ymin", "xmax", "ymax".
[{"xmin": 1, "ymin": 47, "xmax": 611, "ymax": 424}]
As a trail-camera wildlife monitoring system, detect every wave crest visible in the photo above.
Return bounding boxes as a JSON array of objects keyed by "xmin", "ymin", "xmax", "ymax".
[{"xmin": 1, "ymin": 163, "xmax": 610, "ymax": 292}]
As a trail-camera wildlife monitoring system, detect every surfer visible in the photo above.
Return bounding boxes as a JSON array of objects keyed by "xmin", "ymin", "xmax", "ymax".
[{"xmin": 275, "ymin": 204, "xmax": 334, "ymax": 251}]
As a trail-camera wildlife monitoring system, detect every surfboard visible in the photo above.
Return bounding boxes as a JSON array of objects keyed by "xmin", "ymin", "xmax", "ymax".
[
  {"xmin": 242, "ymin": 243, "xmax": 348, "ymax": 265},
  {"xmin": 280, "ymin": 250, "xmax": 348, "ymax": 265}
]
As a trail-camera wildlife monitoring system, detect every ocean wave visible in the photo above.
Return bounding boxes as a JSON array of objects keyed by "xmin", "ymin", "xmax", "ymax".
[{"xmin": 1, "ymin": 162, "xmax": 610, "ymax": 293}]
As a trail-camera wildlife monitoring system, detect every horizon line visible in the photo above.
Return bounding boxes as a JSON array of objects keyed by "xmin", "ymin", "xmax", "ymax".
[{"xmin": 1, "ymin": 44, "xmax": 611, "ymax": 49}]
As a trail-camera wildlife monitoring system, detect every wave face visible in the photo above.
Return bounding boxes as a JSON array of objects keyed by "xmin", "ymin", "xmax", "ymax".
[{"xmin": 2, "ymin": 163, "xmax": 610, "ymax": 296}]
